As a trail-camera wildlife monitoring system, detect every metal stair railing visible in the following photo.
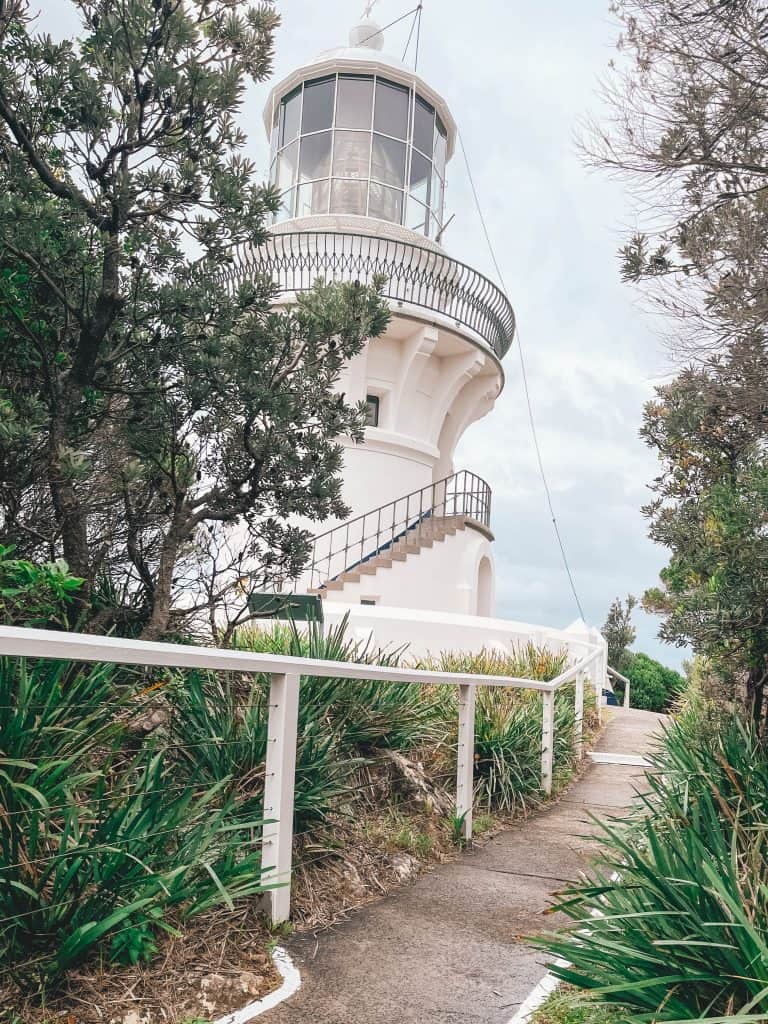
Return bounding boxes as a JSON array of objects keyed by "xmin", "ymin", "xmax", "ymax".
[{"xmin": 306, "ymin": 469, "xmax": 492, "ymax": 592}]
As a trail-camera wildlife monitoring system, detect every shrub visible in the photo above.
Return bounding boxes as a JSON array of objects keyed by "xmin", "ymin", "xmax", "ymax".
[
  {"xmin": 419, "ymin": 645, "xmax": 591, "ymax": 811},
  {"xmin": 536, "ymin": 710, "xmax": 768, "ymax": 1021},
  {"xmin": 623, "ymin": 652, "xmax": 684, "ymax": 711},
  {"xmin": 0, "ymin": 544, "xmax": 84, "ymax": 628},
  {"xmin": 0, "ymin": 657, "xmax": 266, "ymax": 988}
]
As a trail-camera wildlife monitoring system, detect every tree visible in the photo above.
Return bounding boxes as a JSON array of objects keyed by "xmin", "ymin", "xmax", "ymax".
[
  {"xmin": 602, "ymin": 594, "xmax": 637, "ymax": 672},
  {"xmin": 585, "ymin": 0, "xmax": 768, "ymax": 358},
  {"xmin": 641, "ymin": 344, "xmax": 768, "ymax": 725},
  {"xmin": 0, "ymin": 1, "xmax": 390, "ymax": 638}
]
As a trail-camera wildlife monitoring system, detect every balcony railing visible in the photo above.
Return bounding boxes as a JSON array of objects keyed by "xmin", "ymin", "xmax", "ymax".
[{"xmin": 228, "ymin": 231, "xmax": 516, "ymax": 360}]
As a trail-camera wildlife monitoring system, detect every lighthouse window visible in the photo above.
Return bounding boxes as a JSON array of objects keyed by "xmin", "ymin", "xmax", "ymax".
[
  {"xmin": 365, "ymin": 395, "xmax": 380, "ymax": 427},
  {"xmin": 299, "ymin": 131, "xmax": 332, "ymax": 182},
  {"xmin": 373, "ymin": 79, "xmax": 410, "ymax": 140},
  {"xmin": 301, "ymin": 76, "xmax": 335, "ymax": 134},
  {"xmin": 276, "ymin": 140, "xmax": 299, "ymax": 193},
  {"xmin": 409, "ymin": 150, "xmax": 431, "ymax": 206},
  {"xmin": 434, "ymin": 117, "xmax": 447, "ymax": 177},
  {"xmin": 336, "ymin": 75, "xmax": 374, "ymax": 130},
  {"xmin": 369, "ymin": 183, "xmax": 403, "ymax": 223},
  {"xmin": 332, "ymin": 131, "xmax": 371, "ymax": 179},
  {"xmin": 296, "ymin": 179, "xmax": 329, "ymax": 218},
  {"xmin": 371, "ymin": 135, "xmax": 407, "ymax": 188},
  {"xmin": 406, "ymin": 196, "xmax": 429, "ymax": 236},
  {"xmin": 279, "ymin": 86, "xmax": 302, "ymax": 148},
  {"xmin": 413, "ymin": 96, "xmax": 435, "ymax": 157},
  {"xmin": 331, "ymin": 178, "xmax": 368, "ymax": 216}
]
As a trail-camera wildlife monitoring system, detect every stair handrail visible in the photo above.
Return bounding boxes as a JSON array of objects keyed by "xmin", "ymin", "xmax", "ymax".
[{"xmin": 305, "ymin": 469, "xmax": 492, "ymax": 592}]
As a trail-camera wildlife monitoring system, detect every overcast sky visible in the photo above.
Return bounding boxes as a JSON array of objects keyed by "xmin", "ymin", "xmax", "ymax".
[{"xmin": 43, "ymin": 0, "xmax": 683, "ymax": 667}]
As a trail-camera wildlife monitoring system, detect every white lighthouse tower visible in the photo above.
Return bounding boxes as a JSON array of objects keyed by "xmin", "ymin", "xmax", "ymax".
[{"xmin": 247, "ymin": 11, "xmax": 515, "ymax": 618}]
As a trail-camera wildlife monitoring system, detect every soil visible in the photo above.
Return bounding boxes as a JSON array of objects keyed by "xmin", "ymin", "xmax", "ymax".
[{"xmin": 2, "ymin": 907, "xmax": 281, "ymax": 1024}]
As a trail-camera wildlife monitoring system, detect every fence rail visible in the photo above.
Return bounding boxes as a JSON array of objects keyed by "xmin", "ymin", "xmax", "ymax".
[
  {"xmin": 226, "ymin": 230, "xmax": 516, "ymax": 360},
  {"xmin": 0, "ymin": 624, "xmax": 604, "ymax": 924}
]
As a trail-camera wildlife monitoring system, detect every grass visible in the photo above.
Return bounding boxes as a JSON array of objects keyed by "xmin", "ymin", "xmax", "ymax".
[{"xmin": 530, "ymin": 986, "xmax": 620, "ymax": 1024}]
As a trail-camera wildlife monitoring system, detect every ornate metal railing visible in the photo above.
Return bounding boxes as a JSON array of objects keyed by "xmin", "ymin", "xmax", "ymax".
[
  {"xmin": 228, "ymin": 231, "xmax": 516, "ymax": 360},
  {"xmin": 305, "ymin": 469, "xmax": 492, "ymax": 592}
]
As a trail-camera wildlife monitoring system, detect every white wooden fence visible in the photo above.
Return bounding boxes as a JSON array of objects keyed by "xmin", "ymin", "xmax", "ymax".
[{"xmin": 0, "ymin": 624, "xmax": 605, "ymax": 923}]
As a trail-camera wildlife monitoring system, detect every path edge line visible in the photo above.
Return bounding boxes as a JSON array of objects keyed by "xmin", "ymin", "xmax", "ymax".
[{"xmin": 214, "ymin": 946, "xmax": 301, "ymax": 1024}]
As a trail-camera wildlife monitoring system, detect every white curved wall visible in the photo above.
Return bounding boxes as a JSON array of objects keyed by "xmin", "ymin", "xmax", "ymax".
[{"xmin": 323, "ymin": 524, "xmax": 495, "ymax": 616}]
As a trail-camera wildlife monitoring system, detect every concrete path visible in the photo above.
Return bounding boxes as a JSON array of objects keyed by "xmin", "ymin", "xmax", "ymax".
[{"xmin": 266, "ymin": 708, "xmax": 666, "ymax": 1024}]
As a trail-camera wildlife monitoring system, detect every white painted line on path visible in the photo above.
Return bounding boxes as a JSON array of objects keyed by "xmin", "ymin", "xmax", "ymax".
[
  {"xmin": 214, "ymin": 946, "xmax": 301, "ymax": 1024},
  {"xmin": 503, "ymin": 959, "xmax": 569, "ymax": 1024},
  {"xmin": 587, "ymin": 751, "xmax": 650, "ymax": 767}
]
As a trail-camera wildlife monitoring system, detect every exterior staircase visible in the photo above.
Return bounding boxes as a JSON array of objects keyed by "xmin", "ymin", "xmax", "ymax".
[
  {"xmin": 301, "ymin": 470, "xmax": 493, "ymax": 597},
  {"xmin": 309, "ymin": 514, "xmax": 474, "ymax": 594}
]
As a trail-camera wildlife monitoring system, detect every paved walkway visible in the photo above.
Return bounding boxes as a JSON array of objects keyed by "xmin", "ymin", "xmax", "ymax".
[{"xmin": 266, "ymin": 708, "xmax": 666, "ymax": 1024}]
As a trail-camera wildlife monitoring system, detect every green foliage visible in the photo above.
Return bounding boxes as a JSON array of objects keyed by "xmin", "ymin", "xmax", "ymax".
[
  {"xmin": 536, "ymin": 709, "xmax": 768, "ymax": 1022},
  {"xmin": 641, "ymin": 348, "xmax": 768, "ymax": 722},
  {"xmin": 0, "ymin": 1, "xmax": 389, "ymax": 640},
  {"xmin": 530, "ymin": 987, "xmax": 620, "ymax": 1024},
  {"xmin": 0, "ymin": 544, "xmax": 84, "ymax": 628},
  {"xmin": 622, "ymin": 652, "xmax": 685, "ymax": 712},
  {"xmin": 600, "ymin": 595, "xmax": 636, "ymax": 673},
  {"xmin": 418, "ymin": 645, "xmax": 591, "ymax": 812},
  {"xmin": 0, "ymin": 657, "xmax": 267, "ymax": 987}
]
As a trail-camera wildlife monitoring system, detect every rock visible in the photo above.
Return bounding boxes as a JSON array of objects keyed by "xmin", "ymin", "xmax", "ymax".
[
  {"xmin": 389, "ymin": 851, "xmax": 420, "ymax": 882},
  {"xmin": 339, "ymin": 860, "xmax": 367, "ymax": 899}
]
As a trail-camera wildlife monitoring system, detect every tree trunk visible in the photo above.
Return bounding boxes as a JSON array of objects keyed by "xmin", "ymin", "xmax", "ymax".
[{"xmin": 139, "ymin": 525, "xmax": 182, "ymax": 641}]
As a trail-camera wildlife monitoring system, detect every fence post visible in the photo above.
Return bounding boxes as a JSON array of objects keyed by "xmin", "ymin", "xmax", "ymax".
[
  {"xmin": 541, "ymin": 688, "xmax": 555, "ymax": 795},
  {"xmin": 261, "ymin": 672, "xmax": 300, "ymax": 924},
  {"xmin": 456, "ymin": 683, "xmax": 476, "ymax": 842},
  {"xmin": 574, "ymin": 670, "xmax": 584, "ymax": 760}
]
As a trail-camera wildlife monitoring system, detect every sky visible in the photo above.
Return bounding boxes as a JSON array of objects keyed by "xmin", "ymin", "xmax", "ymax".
[{"xmin": 42, "ymin": 0, "xmax": 684, "ymax": 668}]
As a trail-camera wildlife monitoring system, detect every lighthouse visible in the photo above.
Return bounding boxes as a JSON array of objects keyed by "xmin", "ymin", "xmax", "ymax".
[{"xmin": 242, "ymin": 11, "xmax": 515, "ymax": 618}]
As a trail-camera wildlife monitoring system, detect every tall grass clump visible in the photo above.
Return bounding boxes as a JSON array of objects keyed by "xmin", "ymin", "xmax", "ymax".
[
  {"xmin": 417, "ymin": 645, "xmax": 592, "ymax": 811},
  {"xmin": 0, "ymin": 658, "xmax": 266, "ymax": 990},
  {"xmin": 537, "ymin": 696, "xmax": 768, "ymax": 1021}
]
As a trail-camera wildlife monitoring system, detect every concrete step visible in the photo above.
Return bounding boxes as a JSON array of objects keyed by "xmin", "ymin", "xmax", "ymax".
[{"xmin": 315, "ymin": 515, "xmax": 470, "ymax": 594}]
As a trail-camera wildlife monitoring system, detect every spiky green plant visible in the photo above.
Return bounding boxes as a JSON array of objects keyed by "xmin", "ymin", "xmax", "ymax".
[
  {"xmin": 536, "ymin": 711, "xmax": 768, "ymax": 1022},
  {"xmin": 0, "ymin": 658, "xmax": 266, "ymax": 989}
]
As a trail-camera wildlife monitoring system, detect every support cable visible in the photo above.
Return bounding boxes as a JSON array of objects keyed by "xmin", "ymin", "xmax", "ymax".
[{"xmin": 457, "ymin": 130, "xmax": 587, "ymax": 623}]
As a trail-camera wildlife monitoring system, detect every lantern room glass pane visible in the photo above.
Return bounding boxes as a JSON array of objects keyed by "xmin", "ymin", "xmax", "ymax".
[
  {"xmin": 409, "ymin": 150, "xmax": 431, "ymax": 205},
  {"xmin": 332, "ymin": 131, "xmax": 371, "ymax": 179},
  {"xmin": 371, "ymin": 134, "xmax": 407, "ymax": 188},
  {"xmin": 274, "ymin": 187, "xmax": 295, "ymax": 223},
  {"xmin": 413, "ymin": 96, "xmax": 434, "ymax": 157},
  {"xmin": 299, "ymin": 130, "xmax": 332, "ymax": 182},
  {"xmin": 301, "ymin": 76, "xmax": 335, "ymax": 134},
  {"xmin": 296, "ymin": 179, "xmax": 330, "ymax": 217},
  {"xmin": 369, "ymin": 183, "xmax": 403, "ymax": 222},
  {"xmin": 331, "ymin": 178, "xmax": 368, "ymax": 216},
  {"xmin": 336, "ymin": 75, "xmax": 373, "ymax": 129},
  {"xmin": 279, "ymin": 86, "xmax": 302, "ymax": 147},
  {"xmin": 276, "ymin": 140, "xmax": 299, "ymax": 192},
  {"xmin": 374, "ymin": 79, "xmax": 409, "ymax": 139},
  {"xmin": 434, "ymin": 120, "xmax": 447, "ymax": 179},
  {"xmin": 406, "ymin": 196, "xmax": 428, "ymax": 235}
]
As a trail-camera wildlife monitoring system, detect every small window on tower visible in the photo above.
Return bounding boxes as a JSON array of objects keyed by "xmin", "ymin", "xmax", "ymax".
[{"xmin": 365, "ymin": 394, "xmax": 380, "ymax": 427}]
